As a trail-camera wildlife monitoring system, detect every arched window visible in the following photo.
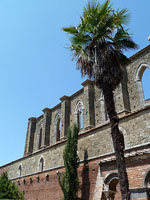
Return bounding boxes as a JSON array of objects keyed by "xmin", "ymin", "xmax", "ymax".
[
  {"xmin": 142, "ymin": 68, "xmax": 150, "ymax": 101},
  {"xmin": 56, "ymin": 117, "xmax": 61, "ymax": 142},
  {"xmin": 103, "ymin": 173, "xmax": 121, "ymax": 200},
  {"xmin": 54, "ymin": 112, "xmax": 61, "ymax": 142},
  {"xmin": 119, "ymin": 127, "xmax": 129, "ymax": 149},
  {"xmin": 18, "ymin": 165, "xmax": 22, "ymax": 177},
  {"xmin": 39, "ymin": 157, "xmax": 44, "ymax": 172},
  {"xmin": 135, "ymin": 63, "xmax": 150, "ymax": 107},
  {"xmin": 109, "ymin": 178, "xmax": 121, "ymax": 199},
  {"xmin": 38, "ymin": 128, "xmax": 42, "ymax": 149},
  {"xmin": 75, "ymin": 100, "xmax": 83, "ymax": 130},
  {"xmin": 99, "ymin": 92, "xmax": 108, "ymax": 123},
  {"xmin": 77, "ymin": 107, "xmax": 83, "ymax": 130}
]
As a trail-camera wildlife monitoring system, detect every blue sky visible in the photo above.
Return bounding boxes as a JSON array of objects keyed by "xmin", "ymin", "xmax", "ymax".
[{"xmin": 0, "ymin": 0, "xmax": 150, "ymax": 166}]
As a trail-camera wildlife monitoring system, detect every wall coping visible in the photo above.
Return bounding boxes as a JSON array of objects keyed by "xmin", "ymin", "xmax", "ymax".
[{"xmin": 129, "ymin": 45, "xmax": 150, "ymax": 62}]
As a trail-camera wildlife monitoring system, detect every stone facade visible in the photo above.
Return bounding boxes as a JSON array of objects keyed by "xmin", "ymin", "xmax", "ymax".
[{"xmin": 0, "ymin": 45, "xmax": 150, "ymax": 200}]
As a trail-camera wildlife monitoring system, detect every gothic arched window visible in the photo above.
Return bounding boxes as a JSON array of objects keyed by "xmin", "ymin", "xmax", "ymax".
[
  {"xmin": 75, "ymin": 100, "xmax": 83, "ymax": 130},
  {"xmin": 99, "ymin": 92, "xmax": 108, "ymax": 122},
  {"xmin": 18, "ymin": 165, "xmax": 22, "ymax": 177},
  {"xmin": 38, "ymin": 128, "xmax": 42, "ymax": 149},
  {"xmin": 54, "ymin": 112, "xmax": 61, "ymax": 142},
  {"xmin": 135, "ymin": 63, "xmax": 150, "ymax": 107},
  {"xmin": 56, "ymin": 117, "xmax": 61, "ymax": 142},
  {"xmin": 39, "ymin": 157, "xmax": 44, "ymax": 172},
  {"xmin": 77, "ymin": 108, "xmax": 83, "ymax": 130},
  {"xmin": 142, "ymin": 68, "xmax": 150, "ymax": 101}
]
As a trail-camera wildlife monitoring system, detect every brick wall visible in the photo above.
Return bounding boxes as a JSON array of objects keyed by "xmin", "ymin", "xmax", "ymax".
[{"xmin": 3, "ymin": 153, "xmax": 149, "ymax": 200}]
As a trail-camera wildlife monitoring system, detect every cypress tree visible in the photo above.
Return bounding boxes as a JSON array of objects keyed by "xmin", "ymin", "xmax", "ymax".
[
  {"xmin": 58, "ymin": 124, "xmax": 79, "ymax": 200},
  {"xmin": 0, "ymin": 172, "xmax": 24, "ymax": 200}
]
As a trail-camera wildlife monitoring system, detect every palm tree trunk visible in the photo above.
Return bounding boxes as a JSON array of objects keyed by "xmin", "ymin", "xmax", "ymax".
[{"xmin": 102, "ymin": 82, "xmax": 130, "ymax": 200}]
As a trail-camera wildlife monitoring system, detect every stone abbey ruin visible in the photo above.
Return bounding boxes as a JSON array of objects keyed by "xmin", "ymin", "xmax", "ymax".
[{"xmin": 0, "ymin": 45, "xmax": 150, "ymax": 199}]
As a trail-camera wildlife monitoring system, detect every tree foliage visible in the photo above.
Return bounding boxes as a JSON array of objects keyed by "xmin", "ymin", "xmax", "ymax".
[
  {"xmin": 63, "ymin": 1, "xmax": 138, "ymax": 199},
  {"xmin": 63, "ymin": 0, "xmax": 138, "ymax": 91},
  {"xmin": 0, "ymin": 172, "xmax": 24, "ymax": 200},
  {"xmin": 58, "ymin": 125, "xmax": 79, "ymax": 200}
]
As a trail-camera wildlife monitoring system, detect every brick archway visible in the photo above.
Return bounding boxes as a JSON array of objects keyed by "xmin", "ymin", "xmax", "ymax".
[{"xmin": 102, "ymin": 173, "xmax": 121, "ymax": 200}]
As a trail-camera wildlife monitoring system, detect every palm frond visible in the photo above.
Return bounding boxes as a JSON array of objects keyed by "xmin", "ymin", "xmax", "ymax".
[
  {"xmin": 112, "ymin": 28, "xmax": 138, "ymax": 50},
  {"xmin": 62, "ymin": 27, "xmax": 78, "ymax": 34},
  {"xmin": 62, "ymin": 0, "xmax": 138, "ymax": 89},
  {"xmin": 115, "ymin": 8, "xmax": 130, "ymax": 25},
  {"xmin": 71, "ymin": 45, "xmax": 88, "ymax": 61},
  {"xmin": 70, "ymin": 33, "xmax": 91, "ymax": 48},
  {"xmin": 99, "ymin": 0, "xmax": 111, "ymax": 16},
  {"xmin": 116, "ymin": 38, "xmax": 138, "ymax": 50}
]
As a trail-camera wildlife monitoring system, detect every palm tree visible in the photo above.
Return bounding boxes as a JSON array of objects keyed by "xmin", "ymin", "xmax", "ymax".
[{"xmin": 63, "ymin": 1, "xmax": 138, "ymax": 199}]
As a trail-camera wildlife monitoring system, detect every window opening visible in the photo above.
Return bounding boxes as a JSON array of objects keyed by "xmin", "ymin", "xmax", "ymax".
[
  {"xmin": 75, "ymin": 101, "xmax": 83, "ymax": 130},
  {"xmin": 142, "ymin": 68, "xmax": 150, "ymax": 100},
  {"xmin": 104, "ymin": 102, "xmax": 109, "ymax": 121},
  {"xmin": 18, "ymin": 165, "xmax": 22, "ymax": 176},
  {"xmin": 38, "ymin": 128, "xmax": 42, "ymax": 149},
  {"xmin": 56, "ymin": 118, "xmax": 61, "ymax": 141},
  {"xmin": 103, "ymin": 173, "xmax": 120, "ymax": 200},
  {"xmin": 109, "ymin": 178, "xmax": 121, "ymax": 199},
  {"xmin": 77, "ymin": 108, "xmax": 83, "ymax": 130},
  {"xmin": 39, "ymin": 158, "xmax": 44, "ymax": 172}
]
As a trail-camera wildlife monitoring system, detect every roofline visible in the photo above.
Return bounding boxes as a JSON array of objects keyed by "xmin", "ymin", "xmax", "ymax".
[{"xmin": 129, "ymin": 45, "xmax": 150, "ymax": 61}]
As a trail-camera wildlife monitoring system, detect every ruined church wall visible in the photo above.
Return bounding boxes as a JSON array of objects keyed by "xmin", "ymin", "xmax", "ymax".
[
  {"xmin": 1, "ymin": 46, "xmax": 150, "ymax": 200},
  {"xmin": 1, "ymin": 105, "xmax": 150, "ymax": 181},
  {"xmin": 126, "ymin": 46, "xmax": 150, "ymax": 111}
]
